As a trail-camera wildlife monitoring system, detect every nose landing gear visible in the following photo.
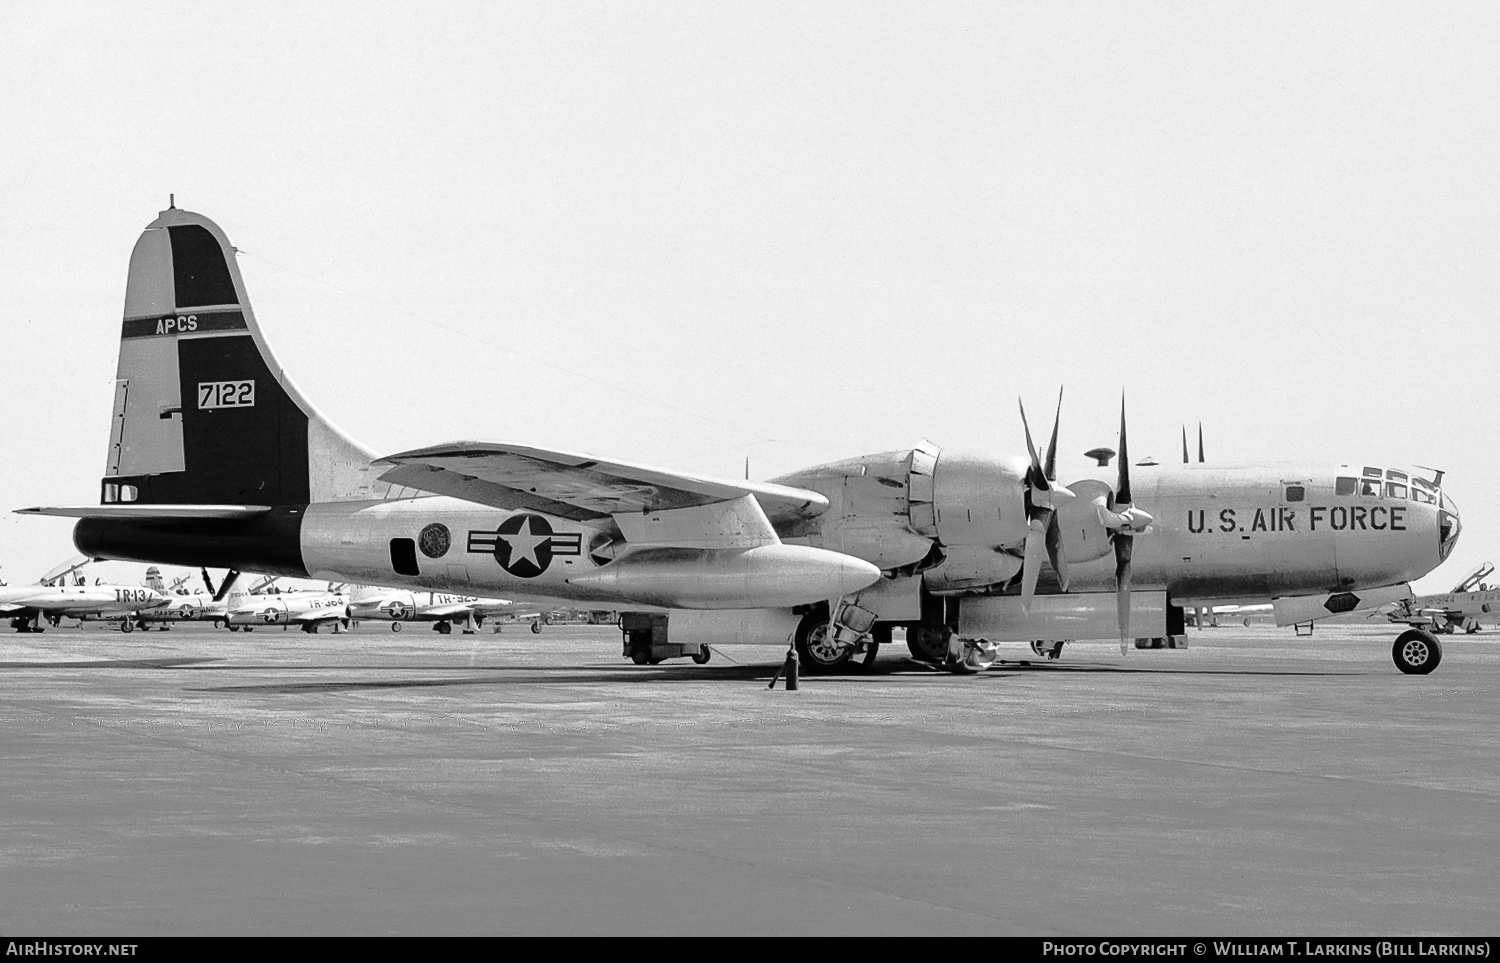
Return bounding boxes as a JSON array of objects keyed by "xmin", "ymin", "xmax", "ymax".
[{"xmin": 1393, "ymin": 629, "xmax": 1442, "ymax": 675}]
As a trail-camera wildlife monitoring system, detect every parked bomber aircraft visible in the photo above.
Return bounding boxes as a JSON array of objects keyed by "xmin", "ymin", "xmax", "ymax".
[{"xmin": 19, "ymin": 206, "xmax": 1463, "ymax": 674}]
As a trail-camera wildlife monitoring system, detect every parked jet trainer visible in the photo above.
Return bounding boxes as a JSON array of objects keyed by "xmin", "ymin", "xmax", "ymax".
[
  {"xmin": 20, "ymin": 206, "xmax": 1463, "ymax": 674},
  {"xmin": 347, "ymin": 585, "xmax": 518, "ymax": 634}
]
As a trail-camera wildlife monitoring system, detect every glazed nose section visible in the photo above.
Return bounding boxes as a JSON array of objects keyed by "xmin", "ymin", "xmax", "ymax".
[{"xmin": 1438, "ymin": 492, "xmax": 1461, "ymax": 562}]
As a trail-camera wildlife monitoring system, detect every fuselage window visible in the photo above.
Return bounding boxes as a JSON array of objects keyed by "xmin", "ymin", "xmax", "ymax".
[
  {"xmin": 1364, "ymin": 467, "xmax": 1383, "ymax": 478},
  {"xmin": 1360, "ymin": 479, "xmax": 1383, "ymax": 497},
  {"xmin": 119, "ymin": 484, "xmax": 138, "ymax": 502},
  {"xmin": 1285, "ymin": 485, "xmax": 1306, "ymax": 502},
  {"xmin": 1335, "ymin": 477, "xmax": 1357, "ymax": 496},
  {"xmin": 1386, "ymin": 482, "xmax": 1408, "ymax": 500}
]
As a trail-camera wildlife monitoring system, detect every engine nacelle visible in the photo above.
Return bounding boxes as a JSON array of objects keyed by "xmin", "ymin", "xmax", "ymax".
[{"xmin": 930, "ymin": 449, "xmax": 1031, "ymax": 550}]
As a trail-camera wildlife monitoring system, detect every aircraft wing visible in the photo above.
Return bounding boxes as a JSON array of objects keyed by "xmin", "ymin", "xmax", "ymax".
[
  {"xmin": 422, "ymin": 604, "xmax": 475, "ymax": 619},
  {"xmin": 290, "ymin": 609, "xmax": 347, "ymax": 625},
  {"xmin": 374, "ymin": 443, "xmax": 829, "ymax": 526},
  {"xmin": 16, "ymin": 505, "xmax": 272, "ymax": 519}
]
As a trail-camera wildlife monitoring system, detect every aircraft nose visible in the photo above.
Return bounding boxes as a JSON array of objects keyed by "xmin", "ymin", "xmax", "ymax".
[{"xmin": 1438, "ymin": 492, "xmax": 1461, "ymax": 562}]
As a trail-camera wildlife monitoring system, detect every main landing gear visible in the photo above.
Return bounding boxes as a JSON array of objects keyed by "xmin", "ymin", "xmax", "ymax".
[
  {"xmin": 793, "ymin": 609, "xmax": 880, "ymax": 674},
  {"xmin": 903, "ymin": 625, "xmax": 997, "ymax": 673},
  {"xmin": 1393, "ymin": 629, "xmax": 1442, "ymax": 675}
]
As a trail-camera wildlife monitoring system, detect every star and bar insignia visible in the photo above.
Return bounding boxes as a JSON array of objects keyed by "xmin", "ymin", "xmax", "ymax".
[{"xmin": 467, "ymin": 514, "xmax": 582, "ymax": 578}]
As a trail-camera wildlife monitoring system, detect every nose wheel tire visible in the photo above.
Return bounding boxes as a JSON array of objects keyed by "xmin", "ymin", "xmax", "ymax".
[{"xmin": 1393, "ymin": 630, "xmax": 1442, "ymax": 675}]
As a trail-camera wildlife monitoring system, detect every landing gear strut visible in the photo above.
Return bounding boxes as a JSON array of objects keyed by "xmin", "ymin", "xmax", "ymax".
[{"xmin": 793, "ymin": 605, "xmax": 880, "ymax": 674}]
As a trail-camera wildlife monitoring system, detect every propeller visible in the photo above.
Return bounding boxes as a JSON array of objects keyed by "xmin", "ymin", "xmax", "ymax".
[
  {"xmin": 1018, "ymin": 389, "xmax": 1074, "ymax": 612},
  {"xmin": 1096, "ymin": 396, "xmax": 1154, "ymax": 651},
  {"xmin": 212, "ymin": 569, "xmax": 242, "ymax": 603},
  {"xmin": 201, "ymin": 567, "xmax": 217, "ymax": 596},
  {"xmin": 1181, "ymin": 423, "xmax": 1205, "ymax": 464}
]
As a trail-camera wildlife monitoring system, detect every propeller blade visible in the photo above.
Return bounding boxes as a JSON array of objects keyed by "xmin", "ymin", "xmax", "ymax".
[
  {"xmin": 1115, "ymin": 532, "xmax": 1134, "ymax": 652},
  {"xmin": 1044, "ymin": 387, "xmax": 1063, "ymax": 482},
  {"xmin": 1198, "ymin": 422, "xmax": 1205, "ymax": 463},
  {"xmin": 1019, "ymin": 398, "xmax": 1045, "ymax": 490},
  {"xmin": 1045, "ymin": 511, "xmax": 1070, "ymax": 592},
  {"xmin": 1182, "ymin": 426, "xmax": 1189, "ymax": 464},
  {"xmin": 200, "ymin": 567, "xmax": 217, "ymax": 596},
  {"xmin": 1021, "ymin": 517, "xmax": 1048, "ymax": 613},
  {"xmin": 213, "ymin": 569, "xmax": 241, "ymax": 603},
  {"xmin": 1116, "ymin": 395, "xmax": 1131, "ymax": 506}
]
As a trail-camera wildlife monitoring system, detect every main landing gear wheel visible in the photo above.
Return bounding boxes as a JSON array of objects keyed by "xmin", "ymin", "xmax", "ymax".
[
  {"xmin": 906, "ymin": 625, "xmax": 950, "ymax": 662},
  {"xmin": 1393, "ymin": 629, "xmax": 1442, "ymax": 675},
  {"xmin": 794, "ymin": 613, "xmax": 854, "ymax": 673},
  {"xmin": 120, "ymin": 620, "xmax": 133, "ymax": 633},
  {"xmin": 391, "ymin": 622, "xmax": 403, "ymax": 632},
  {"xmin": 630, "ymin": 646, "xmax": 652, "ymax": 665},
  {"xmin": 435, "ymin": 622, "xmax": 452, "ymax": 635},
  {"xmin": 856, "ymin": 623, "xmax": 890, "ymax": 671},
  {"xmin": 530, "ymin": 621, "xmax": 541, "ymax": 634},
  {"xmin": 213, "ymin": 619, "xmax": 227, "ymax": 629}
]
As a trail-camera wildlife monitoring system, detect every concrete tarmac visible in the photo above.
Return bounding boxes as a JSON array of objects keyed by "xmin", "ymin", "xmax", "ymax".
[{"xmin": 1, "ymin": 621, "xmax": 1496, "ymax": 936}]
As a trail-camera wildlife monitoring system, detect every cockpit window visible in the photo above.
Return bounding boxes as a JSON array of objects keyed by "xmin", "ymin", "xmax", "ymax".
[
  {"xmin": 1284, "ymin": 485, "xmax": 1305, "ymax": 502},
  {"xmin": 1335, "ymin": 477, "xmax": 1357, "ymax": 496},
  {"xmin": 1386, "ymin": 470, "xmax": 1408, "ymax": 482},
  {"xmin": 1411, "ymin": 487, "xmax": 1436, "ymax": 504},
  {"xmin": 1360, "ymin": 479, "xmax": 1383, "ymax": 497},
  {"xmin": 1386, "ymin": 482, "xmax": 1407, "ymax": 500},
  {"xmin": 1364, "ymin": 467, "xmax": 1383, "ymax": 478}
]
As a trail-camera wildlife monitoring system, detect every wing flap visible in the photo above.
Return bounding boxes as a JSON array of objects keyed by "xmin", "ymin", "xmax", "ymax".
[{"xmin": 375, "ymin": 443, "xmax": 828, "ymax": 524}]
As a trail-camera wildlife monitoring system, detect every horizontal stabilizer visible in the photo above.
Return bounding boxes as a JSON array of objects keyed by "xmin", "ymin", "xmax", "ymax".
[
  {"xmin": 16, "ymin": 504, "xmax": 273, "ymax": 520},
  {"xmin": 375, "ymin": 442, "xmax": 829, "ymax": 524}
]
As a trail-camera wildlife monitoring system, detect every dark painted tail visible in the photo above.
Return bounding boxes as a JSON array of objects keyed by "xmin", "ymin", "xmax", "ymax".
[{"xmin": 102, "ymin": 206, "xmax": 381, "ymax": 508}]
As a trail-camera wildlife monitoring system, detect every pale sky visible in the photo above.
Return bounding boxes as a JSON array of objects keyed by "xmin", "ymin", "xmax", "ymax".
[{"xmin": 2, "ymin": 2, "xmax": 1497, "ymax": 593}]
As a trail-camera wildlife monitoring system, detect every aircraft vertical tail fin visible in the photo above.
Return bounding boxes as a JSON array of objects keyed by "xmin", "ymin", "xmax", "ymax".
[
  {"xmin": 102, "ymin": 206, "xmax": 386, "ymax": 509},
  {"xmin": 349, "ymin": 584, "xmax": 383, "ymax": 603}
]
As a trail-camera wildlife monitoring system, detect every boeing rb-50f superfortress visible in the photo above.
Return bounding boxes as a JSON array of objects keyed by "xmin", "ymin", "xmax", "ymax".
[{"xmin": 19, "ymin": 207, "xmax": 1463, "ymax": 674}]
